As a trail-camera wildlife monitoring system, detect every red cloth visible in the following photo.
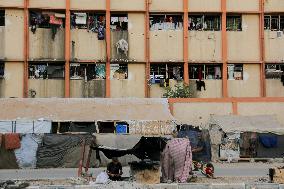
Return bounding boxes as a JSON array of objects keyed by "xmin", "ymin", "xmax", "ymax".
[
  {"xmin": 4, "ymin": 133, "xmax": 21, "ymax": 150},
  {"xmin": 49, "ymin": 15, "xmax": 63, "ymax": 25}
]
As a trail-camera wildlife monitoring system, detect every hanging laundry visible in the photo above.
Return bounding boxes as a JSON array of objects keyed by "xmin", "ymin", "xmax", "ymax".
[
  {"xmin": 74, "ymin": 13, "xmax": 87, "ymax": 25},
  {"xmin": 116, "ymin": 39, "xmax": 128, "ymax": 56},
  {"xmin": 98, "ymin": 25, "xmax": 105, "ymax": 40},
  {"xmin": 49, "ymin": 15, "xmax": 63, "ymax": 25},
  {"xmin": 4, "ymin": 133, "xmax": 21, "ymax": 150}
]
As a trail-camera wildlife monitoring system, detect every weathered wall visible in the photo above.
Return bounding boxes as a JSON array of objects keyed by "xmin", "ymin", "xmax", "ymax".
[
  {"xmin": 4, "ymin": 9, "xmax": 24, "ymax": 60},
  {"xmin": 264, "ymin": 0, "xmax": 284, "ymax": 12},
  {"xmin": 70, "ymin": 0, "xmax": 106, "ymax": 10},
  {"xmin": 0, "ymin": 0, "xmax": 23, "ymax": 7},
  {"xmin": 3, "ymin": 62, "xmax": 23, "ymax": 98},
  {"xmin": 29, "ymin": 0, "xmax": 65, "ymax": 9},
  {"xmin": 110, "ymin": 64, "xmax": 145, "ymax": 98},
  {"xmin": 70, "ymin": 79, "xmax": 106, "ymax": 98},
  {"xmin": 71, "ymin": 29, "xmax": 106, "ymax": 61},
  {"xmin": 264, "ymin": 31, "xmax": 284, "ymax": 62},
  {"xmin": 111, "ymin": 0, "xmax": 144, "ymax": 11},
  {"xmin": 227, "ymin": 15, "xmax": 260, "ymax": 62},
  {"xmin": 0, "ymin": 27, "xmax": 4, "ymax": 59},
  {"xmin": 228, "ymin": 64, "xmax": 260, "ymax": 97},
  {"xmin": 28, "ymin": 79, "xmax": 65, "ymax": 98},
  {"xmin": 29, "ymin": 29, "xmax": 65, "ymax": 60},
  {"xmin": 188, "ymin": 31, "xmax": 222, "ymax": 62},
  {"xmin": 150, "ymin": 30, "xmax": 183, "ymax": 62},
  {"xmin": 266, "ymin": 80, "xmax": 284, "ymax": 97},
  {"xmin": 128, "ymin": 13, "xmax": 145, "ymax": 62},
  {"xmin": 173, "ymin": 102, "xmax": 233, "ymax": 126},
  {"xmin": 238, "ymin": 102, "xmax": 284, "ymax": 126},
  {"xmin": 227, "ymin": 0, "xmax": 259, "ymax": 12},
  {"xmin": 150, "ymin": 79, "xmax": 178, "ymax": 98},
  {"xmin": 0, "ymin": 79, "xmax": 4, "ymax": 97},
  {"xmin": 190, "ymin": 79, "xmax": 222, "ymax": 98},
  {"xmin": 150, "ymin": 0, "xmax": 183, "ymax": 12},
  {"xmin": 188, "ymin": 0, "xmax": 220, "ymax": 12}
]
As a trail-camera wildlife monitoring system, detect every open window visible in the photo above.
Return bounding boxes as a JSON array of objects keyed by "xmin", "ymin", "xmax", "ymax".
[
  {"xmin": 110, "ymin": 64, "xmax": 128, "ymax": 79},
  {"xmin": 0, "ymin": 10, "xmax": 5, "ymax": 26},
  {"xmin": 227, "ymin": 64, "xmax": 243, "ymax": 80},
  {"xmin": 150, "ymin": 64, "xmax": 184, "ymax": 85},
  {"xmin": 226, "ymin": 15, "xmax": 242, "ymax": 31},
  {"xmin": 189, "ymin": 64, "xmax": 222, "ymax": 80},
  {"xmin": 188, "ymin": 15, "xmax": 221, "ymax": 31},
  {"xmin": 0, "ymin": 62, "xmax": 4, "ymax": 78},
  {"xmin": 28, "ymin": 63, "xmax": 65, "ymax": 79},
  {"xmin": 265, "ymin": 64, "xmax": 284, "ymax": 79},
  {"xmin": 70, "ymin": 63, "xmax": 105, "ymax": 80},
  {"xmin": 264, "ymin": 15, "xmax": 284, "ymax": 31},
  {"xmin": 150, "ymin": 14, "xmax": 183, "ymax": 31},
  {"xmin": 110, "ymin": 14, "xmax": 128, "ymax": 31}
]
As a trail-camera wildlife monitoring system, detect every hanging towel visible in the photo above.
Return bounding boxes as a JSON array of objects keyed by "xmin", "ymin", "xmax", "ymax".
[{"xmin": 4, "ymin": 133, "xmax": 21, "ymax": 150}]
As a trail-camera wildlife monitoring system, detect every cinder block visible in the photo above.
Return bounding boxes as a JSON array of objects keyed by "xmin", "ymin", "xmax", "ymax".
[
  {"xmin": 245, "ymin": 183, "xmax": 279, "ymax": 189},
  {"xmin": 178, "ymin": 183, "xmax": 210, "ymax": 189},
  {"xmin": 211, "ymin": 183, "xmax": 245, "ymax": 189}
]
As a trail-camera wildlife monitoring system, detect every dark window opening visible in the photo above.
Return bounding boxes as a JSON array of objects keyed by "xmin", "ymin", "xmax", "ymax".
[
  {"xmin": 265, "ymin": 15, "xmax": 284, "ymax": 31},
  {"xmin": 265, "ymin": 64, "xmax": 284, "ymax": 79},
  {"xmin": 98, "ymin": 122, "xmax": 115, "ymax": 133},
  {"xmin": 189, "ymin": 64, "xmax": 222, "ymax": 80},
  {"xmin": 111, "ymin": 64, "xmax": 128, "ymax": 79},
  {"xmin": 0, "ymin": 10, "xmax": 5, "ymax": 26},
  {"xmin": 0, "ymin": 62, "xmax": 4, "ymax": 78},
  {"xmin": 226, "ymin": 15, "xmax": 242, "ymax": 31},
  {"xmin": 227, "ymin": 64, "xmax": 243, "ymax": 80},
  {"xmin": 111, "ymin": 14, "xmax": 128, "ymax": 31},
  {"xmin": 70, "ymin": 63, "xmax": 106, "ymax": 80},
  {"xmin": 51, "ymin": 122, "xmax": 71, "ymax": 133},
  {"xmin": 150, "ymin": 14, "xmax": 183, "ymax": 31},
  {"xmin": 150, "ymin": 64, "xmax": 184, "ymax": 84},
  {"xmin": 188, "ymin": 15, "xmax": 221, "ymax": 31},
  {"xmin": 28, "ymin": 63, "xmax": 65, "ymax": 79},
  {"xmin": 264, "ymin": 15, "xmax": 271, "ymax": 30}
]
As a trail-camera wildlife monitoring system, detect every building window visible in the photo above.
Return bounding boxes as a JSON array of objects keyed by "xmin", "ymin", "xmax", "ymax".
[
  {"xmin": 111, "ymin": 14, "xmax": 128, "ymax": 31},
  {"xmin": 188, "ymin": 15, "xmax": 221, "ymax": 31},
  {"xmin": 226, "ymin": 15, "xmax": 242, "ymax": 31},
  {"xmin": 71, "ymin": 13, "xmax": 105, "ymax": 32},
  {"xmin": 264, "ymin": 15, "xmax": 284, "ymax": 31},
  {"xmin": 0, "ymin": 10, "xmax": 5, "ymax": 26},
  {"xmin": 265, "ymin": 64, "xmax": 284, "ymax": 79},
  {"xmin": 111, "ymin": 64, "xmax": 128, "ymax": 79},
  {"xmin": 189, "ymin": 64, "xmax": 222, "ymax": 80},
  {"xmin": 28, "ymin": 63, "xmax": 65, "ymax": 79},
  {"xmin": 150, "ymin": 64, "xmax": 184, "ymax": 84},
  {"xmin": 227, "ymin": 64, "xmax": 243, "ymax": 80},
  {"xmin": 0, "ymin": 62, "xmax": 4, "ymax": 78},
  {"xmin": 150, "ymin": 14, "xmax": 183, "ymax": 31},
  {"xmin": 70, "ymin": 63, "xmax": 105, "ymax": 80}
]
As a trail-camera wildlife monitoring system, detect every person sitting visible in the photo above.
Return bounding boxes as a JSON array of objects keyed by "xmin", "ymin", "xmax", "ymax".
[{"xmin": 107, "ymin": 157, "xmax": 123, "ymax": 181}]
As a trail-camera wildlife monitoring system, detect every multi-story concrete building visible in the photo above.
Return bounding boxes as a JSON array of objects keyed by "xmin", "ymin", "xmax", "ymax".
[{"xmin": 0, "ymin": 0, "xmax": 284, "ymax": 126}]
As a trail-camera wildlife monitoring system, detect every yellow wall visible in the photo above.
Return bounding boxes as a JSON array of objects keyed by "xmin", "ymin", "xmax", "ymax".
[
  {"xmin": 227, "ymin": 15, "xmax": 260, "ymax": 62},
  {"xmin": 5, "ymin": 9, "xmax": 24, "ymax": 60},
  {"xmin": 3, "ymin": 62, "xmax": 24, "ymax": 98},
  {"xmin": 228, "ymin": 64, "xmax": 260, "ymax": 97},
  {"xmin": 29, "ymin": 29, "xmax": 65, "ymax": 60},
  {"xmin": 71, "ymin": 29, "xmax": 106, "ymax": 61},
  {"xmin": 0, "ymin": 79, "xmax": 4, "ymax": 97},
  {"xmin": 188, "ymin": 0, "xmax": 220, "ymax": 12},
  {"xmin": 264, "ymin": 0, "xmax": 284, "ymax": 12},
  {"xmin": 70, "ymin": 0, "xmax": 106, "ymax": 10},
  {"xmin": 0, "ymin": 0, "xmax": 23, "ymax": 7},
  {"xmin": 173, "ymin": 102, "xmax": 233, "ymax": 125},
  {"xmin": 111, "ymin": 0, "xmax": 144, "ymax": 11},
  {"xmin": 150, "ymin": 30, "xmax": 183, "ymax": 62},
  {"xmin": 188, "ymin": 31, "xmax": 222, "ymax": 62},
  {"xmin": 0, "ymin": 27, "xmax": 4, "ymax": 59},
  {"xmin": 128, "ymin": 13, "xmax": 145, "ymax": 62},
  {"xmin": 264, "ymin": 31, "xmax": 284, "ymax": 62},
  {"xmin": 29, "ymin": 0, "xmax": 65, "ymax": 9},
  {"xmin": 227, "ymin": 0, "xmax": 259, "ymax": 12},
  {"xmin": 70, "ymin": 79, "xmax": 106, "ymax": 98},
  {"xmin": 110, "ymin": 64, "xmax": 145, "ymax": 98},
  {"xmin": 266, "ymin": 80, "xmax": 284, "ymax": 97},
  {"xmin": 190, "ymin": 79, "xmax": 222, "ymax": 98},
  {"xmin": 28, "ymin": 79, "xmax": 65, "ymax": 98},
  {"xmin": 150, "ymin": 0, "xmax": 183, "ymax": 12}
]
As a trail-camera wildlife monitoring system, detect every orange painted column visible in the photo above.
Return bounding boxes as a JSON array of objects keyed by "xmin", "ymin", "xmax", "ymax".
[
  {"xmin": 64, "ymin": 0, "xmax": 71, "ymax": 98},
  {"xmin": 183, "ymin": 0, "xmax": 189, "ymax": 85},
  {"xmin": 259, "ymin": 0, "xmax": 266, "ymax": 97},
  {"xmin": 23, "ymin": 0, "xmax": 29, "ymax": 98},
  {"xmin": 221, "ymin": 0, "xmax": 228, "ymax": 98},
  {"xmin": 105, "ymin": 0, "xmax": 111, "ymax": 98},
  {"xmin": 145, "ymin": 0, "xmax": 150, "ymax": 97},
  {"xmin": 232, "ymin": 101, "xmax": 238, "ymax": 115}
]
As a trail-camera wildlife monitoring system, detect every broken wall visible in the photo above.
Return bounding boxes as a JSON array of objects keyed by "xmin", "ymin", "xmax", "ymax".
[
  {"xmin": 28, "ymin": 79, "xmax": 65, "ymax": 98},
  {"xmin": 264, "ymin": 0, "xmax": 284, "ymax": 12},
  {"xmin": 266, "ymin": 79, "xmax": 284, "ymax": 97},
  {"xmin": 0, "ymin": 0, "xmax": 23, "ymax": 7},
  {"xmin": 110, "ymin": 64, "xmax": 145, "ymax": 98},
  {"xmin": 188, "ymin": 31, "xmax": 222, "ymax": 62},
  {"xmin": 149, "ymin": 0, "xmax": 183, "ymax": 12},
  {"xmin": 265, "ymin": 31, "xmax": 284, "ymax": 62},
  {"xmin": 227, "ymin": 0, "xmax": 259, "ymax": 12},
  {"xmin": 70, "ymin": 0, "xmax": 106, "ymax": 10},
  {"xmin": 70, "ymin": 79, "xmax": 106, "ymax": 98},
  {"xmin": 71, "ymin": 29, "xmax": 106, "ymax": 61},
  {"xmin": 29, "ymin": 29, "xmax": 65, "ymax": 60},
  {"xmin": 188, "ymin": 0, "xmax": 220, "ymax": 12},
  {"xmin": 189, "ymin": 79, "xmax": 222, "ymax": 98},
  {"xmin": 227, "ymin": 15, "xmax": 260, "ymax": 62},
  {"xmin": 228, "ymin": 64, "xmax": 260, "ymax": 97},
  {"xmin": 29, "ymin": 0, "xmax": 65, "ymax": 9},
  {"xmin": 111, "ymin": 0, "xmax": 145, "ymax": 11}
]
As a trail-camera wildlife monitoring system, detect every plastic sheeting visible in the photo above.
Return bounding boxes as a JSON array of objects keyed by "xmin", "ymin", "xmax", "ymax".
[
  {"xmin": 15, "ymin": 134, "xmax": 43, "ymax": 168},
  {"xmin": 0, "ymin": 120, "xmax": 51, "ymax": 134}
]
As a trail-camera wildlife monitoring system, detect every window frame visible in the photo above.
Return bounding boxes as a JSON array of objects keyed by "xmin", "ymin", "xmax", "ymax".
[
  {"xmin": 150, "ymin": 64, "xmax": 184, "ymax": 84},
  {"xmin": 0, "ymin": 10, "xmax": 5, "ymax": 27},
  {"xmin": 0, "ymin": 62, "xmax": 4, "ymax": 78},
  {"xmin": 189, "ymin": 64, "xmax": 222, "ymax": 80},
  {"xmin": 110, "ymin": 63, "xmax": 128, "ymax": 79},
  {"xmin": 110, "ymin": 14, "xmax": 128, "ymax": 31},
  {"xmin": 226, "ymin": 15, "xmax": 242, "ymax": 31},
  {"xmin": 149, "ymin": 14, "xmax": 184, "ymax": 31},
  {"xmin": 265, "ymin": 64, "xmax": 284, "ymax": 79},
  {"xmin": 227, "ymin": 64, "xmax": 243, "ymax": 80},
  {"xmin": 188, "ymin": 14, "xmax": 221, "ymax": 31},
  {"xmin": 28, "ymin": 63, "xmax": 65, "ymax": 79}
]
